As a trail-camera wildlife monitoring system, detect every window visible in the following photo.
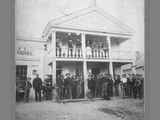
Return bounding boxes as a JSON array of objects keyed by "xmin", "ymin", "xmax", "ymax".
[{"xmin": 16, "ymin": 65, "xmax": 27, "ymax": 79}]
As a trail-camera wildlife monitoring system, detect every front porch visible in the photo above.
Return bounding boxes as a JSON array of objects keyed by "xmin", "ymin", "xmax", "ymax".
[{"xmin": 47, "ymin": 60, "xmax": 132, "ymax": 99}]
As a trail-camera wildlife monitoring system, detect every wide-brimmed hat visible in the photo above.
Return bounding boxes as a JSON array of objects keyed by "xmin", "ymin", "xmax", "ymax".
[{"xmin": 66, "ymin": 73, "xmax": 70, "ymax": 76}]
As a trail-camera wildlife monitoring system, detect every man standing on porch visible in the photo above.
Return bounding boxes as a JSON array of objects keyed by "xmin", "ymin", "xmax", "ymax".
[
  {"xmin": 64, "ymin": 73, "xmax": 72, "ymax": 99},
  {"xmin": 68, "ymin": 39, "xmax": 73, "ymax": 57}
]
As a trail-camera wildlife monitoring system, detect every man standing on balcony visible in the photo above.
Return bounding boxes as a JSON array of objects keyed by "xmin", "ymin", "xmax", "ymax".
[
  {"xmin": 75, "ymin": 39, "xmax": 82, "ymax": 58},
  {"xmin": 56, "ymin": 39, "xmax": 62, "ymax": 57},
  {"xmin": 86, "ymin": 40, "xmax": 92, "ymax": 58},
  {"xmin": 62, "ymin": 43, "xmax": 67, "ymax": 57},
  {"xmin": 68, "ymin": 40, "xmax": 73, "ymax": 57}
]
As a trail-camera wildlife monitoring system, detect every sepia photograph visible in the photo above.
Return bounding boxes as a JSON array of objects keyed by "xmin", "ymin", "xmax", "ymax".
[{"xmin": 15, "ymin": 0, "xmax": 144, "ymax": 120}]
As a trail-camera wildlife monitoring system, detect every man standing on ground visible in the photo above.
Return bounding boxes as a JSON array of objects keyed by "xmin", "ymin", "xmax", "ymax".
[
  {"xmin": 24, "ymin": 77, "xmax": 32, "ymax": 102},
  {"xmin": 33, "ymin": 74, "xmax": 42, "ymax": 102},
  {"xmin": 102, "ymin": 74, "xmax": 110, "ymax": 100},
  {"xmin": 114, "ymin": 75, "xmax": 121, "ymax": 96}
]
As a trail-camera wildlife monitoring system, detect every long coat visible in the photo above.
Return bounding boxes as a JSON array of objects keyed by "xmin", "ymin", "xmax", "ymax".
[
  {"xmin": 32, "ymin": 77, "xmax": 42, "ymax": 91},
  {"xmin": 102, "ymin": 82, "xmax": 109, "ymax": 98}
]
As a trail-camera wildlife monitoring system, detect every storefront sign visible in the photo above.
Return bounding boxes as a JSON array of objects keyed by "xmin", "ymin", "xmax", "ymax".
[{"xmin": 16, "ymin": 47, "xmax": 33, "ymax": 56}]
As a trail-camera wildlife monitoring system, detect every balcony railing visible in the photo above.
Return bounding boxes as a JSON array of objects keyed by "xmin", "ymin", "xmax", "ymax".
[
  {"xmin": 56, "ymin": 47, "xmax": 82, "ymax": 58},
  {"xmin": 56, "ymin": 47, "xmax": 133, "ymax": 60},
  {"xmin": 86, "ymin": 48, "xmax": 109, "ymax": 59}
]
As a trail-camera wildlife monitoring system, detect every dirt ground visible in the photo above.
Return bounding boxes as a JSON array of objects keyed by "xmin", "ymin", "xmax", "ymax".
[{"xmin": 16, "ymin": 98, "xmax": 144, "ymax": 120}]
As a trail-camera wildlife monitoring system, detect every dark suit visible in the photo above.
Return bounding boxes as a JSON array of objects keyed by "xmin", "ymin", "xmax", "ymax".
[
  {"xmin": 24, "ymin": 80, "xmax": 32, "ymax": 102},
  {"xmin": 33, "ymin": 77, "xmax": 42, "ymax": 101},
  {"xmin": 64, "ymin": 77, "xmax": 72, "ymax": 99}
]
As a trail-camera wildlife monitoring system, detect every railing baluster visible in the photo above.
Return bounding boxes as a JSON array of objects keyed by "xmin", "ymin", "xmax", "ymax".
[
  {"xmin": 95, "ymin": 49, "xmax": 97, "ymax": 58},
  {"xmin": 58, "ymin": 48, "xmax": 60, "ymax": 57}
]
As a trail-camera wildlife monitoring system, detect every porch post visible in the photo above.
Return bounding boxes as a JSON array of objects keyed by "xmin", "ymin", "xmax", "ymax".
[
  {"xmin": 51, "ymin": 30, "xmax": 56, "ymax": 85},
  {"xmin": 109, "ymin": 62, "xmax": 114, "ymax": 80},
  {"xmin": 82, "ymin": 32, "xmax": 88, "ymax": 98},
  {"xmin": 83, "ymin": 61, "xmax": 88, "ymax": 98},
  {"xmin": 107, "ymin": 35, "xmax": 111, "ymax": 59},
  {"xmin": 81, "ymin": 32, "xmax": 86, "ymax": 58},
  {"xmin": 107, "ymin": 35, "xmax": 114, "ymax": 78}
]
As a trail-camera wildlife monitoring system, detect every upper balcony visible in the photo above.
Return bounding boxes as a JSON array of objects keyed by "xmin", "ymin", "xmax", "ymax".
[{"xmin": 46, "ymin": 31, "xmax": 133, "ymax": 61}]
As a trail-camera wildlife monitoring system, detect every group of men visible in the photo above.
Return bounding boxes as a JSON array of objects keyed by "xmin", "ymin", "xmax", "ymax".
[
  {"xmin": 16, "ymin": 74, "xmax": 50, "ymax": 102},
  {"xmin": 120, "ymin": 74, "xmax": 144, "ymax": 99},
  {"xmin": 56, "ymin": 39, "xmax": 82, "ymax": 58},
  {"xmin": 87, "ymin": 73, "xmax": 114, "ymax": 100},
  {"xmin": 16, "ymin": 73, "xmax": 144, "ymax": 103},
  {"xmin": 87, "ymin": 73, "xmax": 144, "ymax": 100},
  {"xmin": 56, "ymin": 73, "xmax": 84, "ymax": 100}
]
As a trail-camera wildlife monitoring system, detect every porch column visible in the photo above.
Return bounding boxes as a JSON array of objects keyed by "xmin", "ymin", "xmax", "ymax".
[
  {"xmin": 109, "ymin": 62, "xmax": 114, "ymax": 80},
  {"xmin": 82, "ymin": 32, "xmax": 88, "ymax": 98},
  {"xmin": 83, "ymin": 61, "xmax": 88, "ymax": 98},
  {"xmin": 81, "ymin": 32, "xmax": 86, "ymax": 58},
  {"xmin": 107, "ymin": 35, "xmax": 112, "ymax": 59},
  {"xmin": 51, "ymin": 30, "xmax": 56, "ymax": 85}
]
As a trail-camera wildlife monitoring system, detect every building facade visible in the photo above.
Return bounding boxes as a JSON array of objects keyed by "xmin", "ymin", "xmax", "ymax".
[
  {"xmin": 42, "ymin": 6, "xmax": 135, "ymax": 98},
  {"xmin": 15, "ymin": 38, "xmax": 45, "ymax": 98}
]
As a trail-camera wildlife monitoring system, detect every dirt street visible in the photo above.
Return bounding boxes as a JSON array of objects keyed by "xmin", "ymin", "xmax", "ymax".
[{"xmin": 16, "ymin": 98, "xmax": 144, "ymax": 120}]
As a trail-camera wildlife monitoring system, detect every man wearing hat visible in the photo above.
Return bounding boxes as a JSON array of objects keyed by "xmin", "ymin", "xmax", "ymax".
[
  {"xmin": 64, "ymin": 73, "xmax": 72, "ymax": 99},
  {"xmin": 32, "ymin": 74, "xmax": 43, "ymax": 102}
]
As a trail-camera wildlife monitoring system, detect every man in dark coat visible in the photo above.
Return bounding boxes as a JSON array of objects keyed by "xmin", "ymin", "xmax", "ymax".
[
  {"xmin": 68, "ymin": 40, "xmax": 74, "ymax": 57},
  {"xmin": 131, "ymin": 74, "xmax": 137, "ymax": 98},
  {"xmin": 95, "ymin": 74, "xmax": 101, "ymax": 97},
  {"xmin": 64, "ymin": 73, "xmax": 72, "ymax": 99},
  {"xmin": 56, "ymin": 74, "xmax": 64, "ymax": 99},
  {"xmin": 114, "ymin": 75, "xmax": 121, "ymax": 96},
  {"xmin": 139, "ymin": 77, "xmax": 144, "ymax": 99},
  {"xmin": 101, "ymin": 74, "xmax": 110, "ymax": 100},
  {"xmin": 24, "ymin": 77, "xmax": 32, "ymax": 102},
  {"xmin": 32, "ymin": 74, "xmax": 42, "ymax": 102},
  {"xmin": 87, "ymin": 74, "xmax": 95, "ymax": 98},
  {"xmin": 108, "ymin": 74, "xmax": 114, "ymax": 97}
]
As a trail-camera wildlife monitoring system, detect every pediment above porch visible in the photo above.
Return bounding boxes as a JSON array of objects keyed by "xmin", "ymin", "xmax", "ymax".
[{"xmin": 43, "ymin": 7, "xmax": 134, "ymax": 36}]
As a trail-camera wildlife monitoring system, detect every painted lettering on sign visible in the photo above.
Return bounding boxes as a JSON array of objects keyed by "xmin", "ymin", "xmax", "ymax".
[{"xmin": 16, "ymin": 47, "xmax": 33, "ymax": 56}]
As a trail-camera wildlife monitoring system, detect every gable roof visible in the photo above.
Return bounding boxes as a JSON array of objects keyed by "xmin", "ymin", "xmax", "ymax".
[{"xmin": 43, "ymin": 6, "xmax": 134, "ymax": 37}]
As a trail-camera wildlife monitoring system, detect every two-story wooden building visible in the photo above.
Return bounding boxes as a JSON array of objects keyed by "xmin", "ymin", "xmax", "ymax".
[{"xmin": 42, "ymin": 5, "xmax": 135, "ymax": 98}]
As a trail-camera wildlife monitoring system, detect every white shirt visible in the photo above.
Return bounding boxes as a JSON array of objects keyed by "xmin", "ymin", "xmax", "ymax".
[{"xmin": 121, "ymin": 77, "xmax": 127, "ymax": 83}]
